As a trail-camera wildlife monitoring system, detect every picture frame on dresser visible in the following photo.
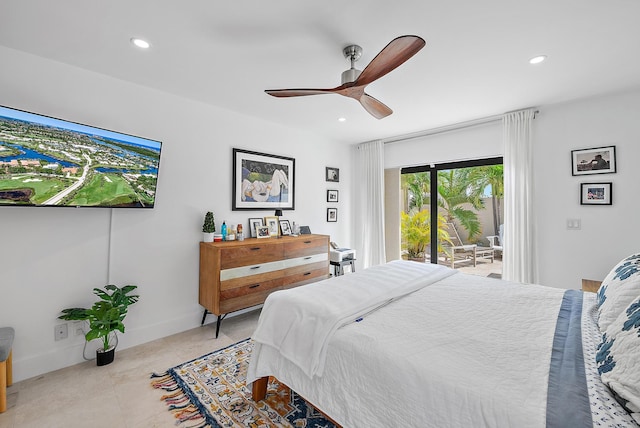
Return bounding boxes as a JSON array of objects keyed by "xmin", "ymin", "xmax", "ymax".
[
  {"xmin": 232, "ymin": 148, "xmax": 295, "ymax": 210},
  {"xmin": 256, "ymin": 225, "xmax": 271, "ymax": 238},
  {"xmin": 279, "ymin": 219, "xmax": 292, "ymax": 236},
  {"xmin": 264, "ymin": 216, "xmax": 279, "ymax": 236},
  {"xmin": 248, "ymin": 218, "xmax": 264, "ymax": 238}
]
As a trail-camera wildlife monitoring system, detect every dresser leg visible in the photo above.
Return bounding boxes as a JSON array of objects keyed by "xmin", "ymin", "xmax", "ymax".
[
  {"xmin": 200, "ymin": 309, "xmax": 209, "ymax": 326},
  {"xmin": 215, "ymin": 315, "xmax": 223, "ymax": 338}
]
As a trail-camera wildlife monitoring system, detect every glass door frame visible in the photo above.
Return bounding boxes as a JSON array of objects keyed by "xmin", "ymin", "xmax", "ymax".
[{"xmin": 401, "ymin": 156, "xmax": 503, "ymax": 265}]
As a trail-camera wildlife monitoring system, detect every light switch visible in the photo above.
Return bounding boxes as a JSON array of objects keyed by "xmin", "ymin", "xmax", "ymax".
[{"xmin": 566, "ymin": 219, "xmax": 581, "ymax": 230}]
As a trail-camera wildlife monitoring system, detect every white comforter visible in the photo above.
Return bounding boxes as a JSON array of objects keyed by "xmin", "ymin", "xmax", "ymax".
[
  {"xmin": 248, "ymin": 266, "xmax": 569, "ymax": 427},
  {"xmin": 249, "ymin": 260, "xmax": 456, "ymax": 379}
]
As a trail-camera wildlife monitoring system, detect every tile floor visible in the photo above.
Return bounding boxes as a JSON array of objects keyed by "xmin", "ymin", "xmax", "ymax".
[{"xmin": 0, "ymin": 310, "xmax": 260, "ymax": 428}]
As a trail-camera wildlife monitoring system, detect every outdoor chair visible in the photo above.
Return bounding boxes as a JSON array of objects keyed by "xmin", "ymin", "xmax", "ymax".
[
  {"xmin": 486, "ymin": 224, "xmax": 504, "ymax": 258},
  {"xmin": 443, "ymin": 223, "xmax": 478, "ymax": 269}
]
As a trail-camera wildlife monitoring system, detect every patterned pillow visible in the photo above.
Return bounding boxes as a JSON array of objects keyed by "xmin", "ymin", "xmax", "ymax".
[
  {"xmin": 597, "ymin": 253, "xmax": 640, "ymax": 332},
  {"xmin": 596, "ymin": 294, "xmax": 640, "ymax": 423}
]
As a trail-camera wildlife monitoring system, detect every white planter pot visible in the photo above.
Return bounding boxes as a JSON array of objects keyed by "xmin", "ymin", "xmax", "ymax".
[{"xmin": 203, "ymin": 232, "xmax": 214, "ymax": 242}]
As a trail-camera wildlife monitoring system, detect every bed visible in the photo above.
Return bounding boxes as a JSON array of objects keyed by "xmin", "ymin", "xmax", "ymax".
[{"xmin": 246, "ymin": 259, "xmax": 640, "ymax": 427}]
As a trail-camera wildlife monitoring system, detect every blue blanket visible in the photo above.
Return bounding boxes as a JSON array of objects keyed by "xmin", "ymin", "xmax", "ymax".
[{"xmin": 546, "ymin": 289, "xmax": 592, "ymax": 427}]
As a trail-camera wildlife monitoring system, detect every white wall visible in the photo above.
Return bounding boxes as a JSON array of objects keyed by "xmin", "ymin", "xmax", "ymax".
[
  {"xmin": 385, "ymin": 121, "xmax": 503, "ymax": 169},
  {"xmin": 383, "ymin": 88, "xmax": 640, "ymax": 291},
  {"xmin": 0, "ymin": 46, "xmax": 352, "ymax": 382},
  {"xmin": 534, "ymin": 89, "xmax": 640, "ymax": 288}
]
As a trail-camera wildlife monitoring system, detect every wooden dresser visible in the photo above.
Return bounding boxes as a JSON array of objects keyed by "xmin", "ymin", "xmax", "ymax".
[{"xmin": 199, "ymin": 234, "xmax": 330, "ymax": 337}]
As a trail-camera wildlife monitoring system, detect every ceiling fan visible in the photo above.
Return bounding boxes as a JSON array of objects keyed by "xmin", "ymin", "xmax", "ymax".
[{"xmin": 265, "ymin": 35, "xmax": 426, "ymax": 119}]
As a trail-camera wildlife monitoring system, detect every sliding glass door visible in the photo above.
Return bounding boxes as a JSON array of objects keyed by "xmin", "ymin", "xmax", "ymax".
[{"xmin": 401, "ymin": 157, "xmax": 503, "ymax": 276}]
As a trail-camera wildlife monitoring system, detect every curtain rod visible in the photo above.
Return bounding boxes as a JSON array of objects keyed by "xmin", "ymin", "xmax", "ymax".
[{"xmin": 377, "ymin": 108, "xmax": 539, "ymax": 146}]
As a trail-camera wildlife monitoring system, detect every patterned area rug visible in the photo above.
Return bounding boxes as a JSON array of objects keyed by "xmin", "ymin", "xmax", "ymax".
[{"xmin": 151, "ymin": 338, "xmax": 337, "ymax": 428}]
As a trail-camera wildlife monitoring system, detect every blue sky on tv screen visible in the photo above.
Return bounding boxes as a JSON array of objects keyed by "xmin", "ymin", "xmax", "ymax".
[{"xmin": 0, "ymin": 106, "xmax": 161, "ymax": 150}]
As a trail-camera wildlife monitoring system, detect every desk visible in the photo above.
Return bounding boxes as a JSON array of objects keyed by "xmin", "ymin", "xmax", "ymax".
[{"xmin": 330, "ymin": 259, "xmax": 356, "ymax": 276}]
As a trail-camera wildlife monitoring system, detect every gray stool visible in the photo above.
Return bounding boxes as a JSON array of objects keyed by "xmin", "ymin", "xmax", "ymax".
[{"xmin": 0, "ymin": 327, "xmax": 14, "ymax": 413}]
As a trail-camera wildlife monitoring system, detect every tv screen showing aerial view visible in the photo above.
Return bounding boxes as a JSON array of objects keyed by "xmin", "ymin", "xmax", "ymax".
[{"xmin": 0, "ymin": 105, "xmax": 162, "ymax": 208}]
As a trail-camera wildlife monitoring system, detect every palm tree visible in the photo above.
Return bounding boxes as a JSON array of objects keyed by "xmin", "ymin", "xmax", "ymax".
[
  {"xmin": 401, "ymin": 168, "xmax": 487, "ymax": 240},
  {"xmin": 436, "ymin": 169, "xmax": 485, "ymax": 239},
  {"xmin": 401, "ymin": 172, "xmax": 430, "ymax": 211},
  {"xmin": 470, "ymin": 165, "xmax": 504, "ymax": 235}
]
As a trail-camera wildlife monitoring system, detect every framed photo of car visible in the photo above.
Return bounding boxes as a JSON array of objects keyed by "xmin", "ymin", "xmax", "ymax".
[{"xmin": 571, "ymin": 146, "xmax": 616, "ymax": 176}]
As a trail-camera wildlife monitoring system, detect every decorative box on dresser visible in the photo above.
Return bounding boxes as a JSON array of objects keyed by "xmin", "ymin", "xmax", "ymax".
[{"xmin": 199, "ymin": 234, "xmax": 330, "ymax": 337}]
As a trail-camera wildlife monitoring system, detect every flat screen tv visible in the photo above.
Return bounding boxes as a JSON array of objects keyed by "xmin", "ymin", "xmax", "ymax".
[{"xmin": 0, "ymin": 105, "xmax": 162, "ymax": 208}]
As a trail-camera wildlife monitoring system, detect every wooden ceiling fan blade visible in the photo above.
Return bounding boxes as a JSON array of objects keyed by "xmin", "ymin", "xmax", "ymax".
[
  {"xmin": 355, "ymin": 35, "xmax": 426, "ymax": 87},
  {"xmin": 359, "ymin": 93, "xmax": 393, "ymax": 119},
  {"xmin": 265, "ymin": 88, "xmax": 336, "ymax": 97}
]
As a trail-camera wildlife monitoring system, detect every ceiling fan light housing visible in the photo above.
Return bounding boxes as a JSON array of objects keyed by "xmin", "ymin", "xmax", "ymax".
[
  {"xmin": 341, "ymin": 44, "xmax": 363, "ymax": 84},
  {"xmin": 341, "ymin": 68, "xmax": 361, "ymax": 84}
]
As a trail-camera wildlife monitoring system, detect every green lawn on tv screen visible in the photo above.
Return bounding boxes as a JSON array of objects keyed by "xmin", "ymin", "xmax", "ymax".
[
  {"xmin": 0, "ymin": 176, "xmax": 72, "ymax": 204},
  {"xmin": 69, "ymin": 174, "xmax": 138, "ymax": 206}
]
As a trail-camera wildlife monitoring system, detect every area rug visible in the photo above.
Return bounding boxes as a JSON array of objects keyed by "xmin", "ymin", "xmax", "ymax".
[{"xmin": 151, "ymin": 338, "xmax": 337, "ymax": 428}]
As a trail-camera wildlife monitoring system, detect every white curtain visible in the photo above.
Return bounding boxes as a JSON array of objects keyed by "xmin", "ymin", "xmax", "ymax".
[
  {"xmin": 354, "ymin": 141, "xmax": 386, "ymax": 268},
  {"xmin": 502, "ymin": 108, "xmax": 538, "ymax": 283}
]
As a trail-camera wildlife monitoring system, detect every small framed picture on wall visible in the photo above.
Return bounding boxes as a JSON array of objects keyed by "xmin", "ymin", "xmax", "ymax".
[
  {"xmin": 327, "ymin": 207, "xmax": 338, "ymax": 222},
  {"xmin": 326, "ymin": 167, "xmax": 339, "ymax": 182},
  {"xmin": 571, "ymin": 146, "xmax": 616, "ymax": 176},
  {"xmin": 580, "ymin": 182, "xmax": 612, "ymax": 205},
  {"xmin": 327, "ymin": 189, "xmax": 339, "ymax": 202}
]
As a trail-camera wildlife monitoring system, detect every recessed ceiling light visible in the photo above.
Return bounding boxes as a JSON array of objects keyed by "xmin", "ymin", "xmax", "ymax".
[
  {"xmin": 529, "ymin": 55, "xmax": 547, "ymax": 65},
  {"xmin": 338, "ymin": 117, "xmax": 347, "ymax": 122},
  {"xmin": 131, "ymin": 38, "xmax": 150, "ymax": 49}
]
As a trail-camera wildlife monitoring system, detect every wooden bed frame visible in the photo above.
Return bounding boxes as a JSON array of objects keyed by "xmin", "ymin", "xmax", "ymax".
[
  {"xmin": 251, "ymin": 376, "xmax": 268, "ymax": 401},
  {"xmin": 252, "ymin": 376, "xmax": 343, "ymax": 427}
]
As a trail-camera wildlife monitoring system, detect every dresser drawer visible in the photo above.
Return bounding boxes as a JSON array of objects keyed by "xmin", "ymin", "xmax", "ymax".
[
  {"xmin": 279, "ymin": 265, "xmax": 329, "ymax": 287},
  {"xmin": 219, "ymin": 243, "xmax": 284, "ymax": 269},
  {"xmin": 220, "ymin": 275, "xmax": 286, "ymax": 301},
  {"xmin": 284, "ymin": 235, "xmax": 328, "ymax": 258},
  {"xmin": 220, "ymin": 259, "xmax": 287, "ymax": 282},
  {"xmin": 219, "ymin": 264, "xmax": 329, "ymax": 313}
]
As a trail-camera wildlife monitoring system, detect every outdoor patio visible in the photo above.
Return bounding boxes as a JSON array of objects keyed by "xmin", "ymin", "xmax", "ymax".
[
  {"xmin": 411, "ymin": 252, "xmax": 502, "ymax": 278},
  {"xmin": 454, "ymin": 256, "xmax": 502, "ymax": 278}
]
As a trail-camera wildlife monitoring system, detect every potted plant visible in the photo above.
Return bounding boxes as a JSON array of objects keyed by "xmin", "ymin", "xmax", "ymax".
[
  {"xmin": 401, "ymin": 209, "xmax": 451, "ymax": 261},
  {"xmin": 58, "ymin": 284, "xmax": 139, "ymax": 366},
  {"xmin": 202, "ymin": 211, "xmax": 216, "ymax": 242}
]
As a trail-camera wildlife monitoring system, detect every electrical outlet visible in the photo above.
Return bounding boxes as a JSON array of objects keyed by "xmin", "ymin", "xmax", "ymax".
[
  {"xmin": 566, "ymin": 218, "xmax": 581, "ymax": 230},
  {"xmin": 73, "ymin": 322, "xmax": 84, "ymax": 336},
  {"xmin": 55, "ymin": 323, "xmax": 68, "ymax": 341}
]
